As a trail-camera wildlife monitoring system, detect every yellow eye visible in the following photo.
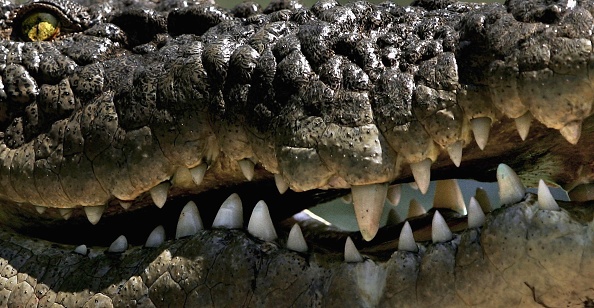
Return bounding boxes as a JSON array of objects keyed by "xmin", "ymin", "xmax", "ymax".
[{"xmin": 21, "ymin": 12, "xmax": 60, "ymax": 41}]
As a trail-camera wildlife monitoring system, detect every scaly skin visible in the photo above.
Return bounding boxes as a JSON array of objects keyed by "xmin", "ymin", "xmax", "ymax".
[{"xmin": 0, "ymin": 0, "xmax": 592, "ymax": 306}]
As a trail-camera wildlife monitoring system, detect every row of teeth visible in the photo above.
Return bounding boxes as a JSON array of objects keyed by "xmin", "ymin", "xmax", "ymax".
[{"xmin": 72, "ymin": 164, "xmax": 561, "ymax": 260}]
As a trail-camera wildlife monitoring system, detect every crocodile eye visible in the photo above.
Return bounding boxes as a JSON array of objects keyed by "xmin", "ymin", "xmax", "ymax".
[{"xmin": 21, "ymin": 11, "xmax": 60, "ymax": 41}]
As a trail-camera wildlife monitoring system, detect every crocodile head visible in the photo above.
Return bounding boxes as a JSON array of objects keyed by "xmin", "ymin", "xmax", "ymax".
[{"xmin": 0, "ymin": 0, "xmax": 592, "ymax": 306}]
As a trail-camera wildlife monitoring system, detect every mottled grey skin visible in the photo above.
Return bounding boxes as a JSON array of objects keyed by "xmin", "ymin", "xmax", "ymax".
[{"xmin": 0, "ymin": 0, "xmax": 593, "ymax": 306}]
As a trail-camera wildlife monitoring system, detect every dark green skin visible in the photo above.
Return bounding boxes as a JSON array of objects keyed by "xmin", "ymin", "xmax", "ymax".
[{"xmin": 0, "ymin": 0, "xmax": 593, "ymax": 306}]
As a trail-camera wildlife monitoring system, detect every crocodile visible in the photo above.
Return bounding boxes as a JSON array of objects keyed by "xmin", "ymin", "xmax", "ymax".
[{"xmin": 0, "ymin": 0, "xmax": 592, "ymax": 306}]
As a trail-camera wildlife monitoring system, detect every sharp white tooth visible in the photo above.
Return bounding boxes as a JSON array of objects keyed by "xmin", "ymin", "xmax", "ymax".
[
  {"xmin": 433, "ymin": 179, "xmax": 467, "ymax": 215},
  {"xmin": 446, "ymin": 141, "xmax": 463, "ymax": 167},
  {"xmin": 474, "ymin": 187, "xmax": 493, "ymax": 212},
  {"xmin": 175, "ymin": 201, "xmax": 203, "ymax": 239},
  {"xmin": 386, "ymin": 184, "xmax": 401, "ymax": 206},
  {"xmin": 287, "ymin": 224, "xmax": 308, "ymax": 253},
  {"xmin": 35, "ymin": 206, "xmax": 46, "ymax": 214},
  {"xmin": 398, "ymin": 221, "xmax": 417, "ymax": 252},
  {"xmin": 431, "ymin": 210, "xmax": 453, "ymax": 243},
  {"xmin": 73, "ymin": 245, "xmax": 88, "ymax": 255},
  {"xmin": 84, "ymin": 205, "xmax": 106, "ymax": 225},
  {"xmin": 497, "ymin": 164, "xmax": 526, "ymax": 205},
  {"xmin": 108, "ymin": 235, "xmax": 128, "ymax": 253},
  {"xmin": 559, "ymin": 121, "xmax": 581, "ymax": 145},
  {"xmin": 150, "ymin": 182, "xmax": 170, "ymax": 208},
  {"xmin": 238, "ymin": 159, "xmax": 255, "ymax": 181},
  {"xmin": 341, "ymin": 193, "xmax": 352, "ymax": 204},
  {"xmin": 538, "ymin": 179, "xmax": 560, "ymax": 211},
  {"xmin": 470, "ymin": 117, "xmax": 491, "ymax": 150},
  {"xmin": 407, "ymin": 199, "xmax": 426, "ymax": 218},
  {"xmin": 58, "ymin": 208, "xmax": 72, "ymax": 220},
  {"xmin": 119, "ymin": 201, "xmax": 132, "ymax": 210},
  {"xmin": 467, "ymin": 197, "xmax": 485, "ymax": 228},
  {"xmin": 274, "ymin": 174, "xmax": 289, "ymax": 194},
  {"xmin": 212, "ymin": 193, "xmax": 243, "ymax": 229},
  {"xmin": 247, "ymin": 200, "xmax": 277, "ymax": 241},
  {"xmin": 410, "ymin": 159, "xmax": 431, "ymax": 194},
  {"xmin": 145, "ymin": 225, "xmax": 166, "ymax": 248},
  {"xmin": 386, "ymin": 207, "xmax": 401, "ymax": 226},
  {"xmin": 344, "ymin": 236, "xmax": 363, "ymax": 263},
  {"xmin": 514, "ymin": 113, "xmax": 532, "ymax": 141},
  {"xmin": 190, "ymin": 164, "xmax": 207, "ymax": 186},
  {"xmin": 352, "ymin": 183, "xmax": 388, "ymax": 241}
]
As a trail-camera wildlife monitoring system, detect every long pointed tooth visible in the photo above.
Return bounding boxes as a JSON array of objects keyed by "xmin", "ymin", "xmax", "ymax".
[
  {"xmin": 467, "ymin": 197, "xmax": 485, "ymax": 228},
  {"xmin": 84, "ymin": 205, "xmax": 106, "ymax": 225},
  {"xmin": 432, "ymin": 210, "xmax": 453, "ymax": 243},
  {"xmin": 212, "ymin": 193, "xmax": 243, "ymax": 229},
  {"xmin": 446, "ymin": 141, "xmax": 463, "ymax": 167},
  {"xmin": 35, "ymin": 206, "xmax": 46, "ymax": 214},
  {"xmin": 175, "ymin": 201, "xmax": 203, "ymax": 239},
  {"xmin": 386, "ymin": 207, "xmax": 401, "ymax": 225},
  {"xmin": 559, "ymin": 121, "xmax": 581, "ymax": 145},
  {"xmin": 58, "ymin": 208, "xmax": 73, "ymax": 220},
  {"xmin": 433, "ymin": 179, "xmax": 466, "ymax": 215},
  {"xmin": 287, "ymin": 224, "xmax": 308, "ymax": 253},
  {"xmin": 410, "ymin": 159, "xmax": 431, "ymax": 195},
  {"xmin": 538, "ymin": 179, "xmax": 560, "ymax": 211},
  {"xmin": 145, "ymin": 225, "xmax": 166, "ymax": 248},
  {"xmin": 470, "ymin": 117, "xmax": 491, "ymax": 150},
  {"xmin": 352, "ymin": 183, "xmax": 388, "ymax": 241},
  {"xmin": 398, "ymin": 221, "xmax": 417, "ymax": 252},
  {"xmin": 150, "ymin": 182, "xmax": 170, "ymax": 208},
  {"xmin": 190, "ymin": 164, "xmax": 207, "ymax": 186},
  {"xmin": 515, "ymin": 113, "xmax": 532, "ymax": 141},
  {"xmin": 497, "ymin": 164, "xmax": 526, "ymax": 205},
  {"xmin": 73, "ymin": 245, "xmax": 88, "ymax": 255},
  {"xmin": 238, "ymin": 159, "xmax": 255, "ymax": 181},
  {"xmin": 344, "ymin": 236, "xmax": 363, "ymax": 263},
  {"xmin": 407, "ymin": 199, "xmax": 426, "ymax": 218},
  {"xmin": 119, "ymin": 201, "xmax": 132, "ymax": 210},
  {"xmin": 386, "ymin": 184, "xmax": 401, "ymax": 206},
  {"xmin": 274, "ymin": 174, "xmax": 289, "ymax": 194},
  {"xmin": 247, "ymin": 200, "xmax": 277, "ymax": 241},
  {"xmin": 108, "ymin": 235, "xmax": 128, "ymax": 253},
  {"xmin": 474, "ymin": 187, "xmax": 493, "ymax": 212}
]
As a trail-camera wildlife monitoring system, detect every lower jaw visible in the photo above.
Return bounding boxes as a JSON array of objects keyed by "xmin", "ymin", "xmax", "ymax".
[{"xmin": 0, "ymin": 191, "xmax": 592, "ymax": 307}]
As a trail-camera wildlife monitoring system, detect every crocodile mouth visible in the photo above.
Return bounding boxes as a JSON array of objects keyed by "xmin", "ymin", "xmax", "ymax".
[{"xmin": 1, "ymin": 0, "xmax": 594, "ymax": 306}]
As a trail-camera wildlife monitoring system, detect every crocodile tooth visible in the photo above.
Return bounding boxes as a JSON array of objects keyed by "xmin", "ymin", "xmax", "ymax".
[
  {"xmin": 398, "ymin": 221, "xmax": 417, "ymax": 252},
  {"xmin": 538, "ymin": 179, "xmax": 560, "ymax": 211},
  {"xmin": 274, "ymin": 174, "xmax": 289, "ymax": 194},
  {"xmin": 150, "ymin": 182, "xmax": 170, "ymax": 208},
  {"xmin": 433, "ymin": 179, "xmax": 467, "ymax": 215},
  {"xmin": 407, "ymin": 199, "xmax": 426, "ymax": 218},
  {"xmin": 467, "ymin": 197, "xmax": 485, "ymax": 228},
  {"xmin": 568, "ymin": 183, "xmax": 594, "ymax": 202},
  {"xmin": 119, "ymin": 201, "xmax": 132, "ymax": 210},
  {"xmin": 344, "ymin": 236, "xmax": 363, "ymax": 263},
  {"xmin": 432, "ymin": 210, "xmax": 453, "ymax": 243},
  {"xmin": 341, "ymin": 194, "xmax": 352, "ymax": 203},
  {"xmin": 145, "ymin": 225, "xmax": 166, "ymax": 248},
  {"xmin": 446, "ymin": 141, "xmax": 463, "ymax": 167},
  {"xmin": 84, "ymin": 205, "xmax": 106, "ymax": 225},
  {"xmin": 247, "ymin": 200, "xmax": 277, "ymax": 241},
  {"xmin": 286, "ymin": 224, "xmax": 308, "ymax": 253},
  {"xmin": 352, "ymin": 183, "xmax": 388, "ymax": 241},
  {"xmin": 474, "ymin": 187, "xmax": 493, "ymax": 212},
  {"xmin": 58, "ymin": 208, "xmax": 72, "ymax": 220},
  {"xmin": 497, "ymin": 164, "xmax": 526, "ymax": 205},
  {"xmin": 410, "ymin": 158, "xmax": 431, "ymax": 194},
  {"xmin": 238, "ymin": 159, "xmax": 255, "ymax": 181},
  {"xmin": 212, "ymin": 193, "xmax": 243, "ymax": 229},
  {"xmin": 35, "ymin": 206, "xmax": 46, "ymax": 214},
  {"xmin": 386, "ymin": 207, "xmax": 401, "ymax": 225},
  {"xmin": 386, "ymin": 184, "xmax": 401, "ymax": 206},
  {"xmin": 73, "ymin": 245, "xmax": 88, "ymax": 255},
  {"xmin": 559, "ymin": 121, "xmax": 581, "ymax": 145},
  {"xmin": 514, "ymin": 113, "xmax": 532, "ymax": 141},
  {"xmin": 470, "ymin": 117, "xmax": 491, "ymax": 150},
  {"xmin": 108, "ymin": 235, "xmax": 128, "ymax": 253},
  {"xmin": 190, "ymin": 164, "xmax": 207, "ymax": 186},
  {"xmin": 175, "ymin": 201, "xmax": 203, "ymax": 239}
]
